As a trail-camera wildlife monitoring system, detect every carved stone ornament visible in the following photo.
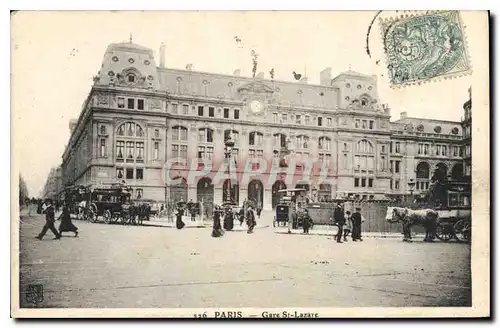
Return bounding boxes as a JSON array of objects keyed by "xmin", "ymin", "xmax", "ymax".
[
  {"xmin": 237, "ymin": 81, "xmax": 274, "ymax": 95},
  {"xmin": 149, "ymin": 99, "xmax": 162, "ymax": 110},
  {"xmin": 97, "ymin": 94, "xmax": 109, "ymax": 105},
  {"xmin": 404, "ymin": 123, "xmax": 414, "ymax": 132}
]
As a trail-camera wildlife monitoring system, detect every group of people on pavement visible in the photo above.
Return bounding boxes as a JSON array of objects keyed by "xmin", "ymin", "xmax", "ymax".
[
  {"xmin": 36, "ymin": 199, "xmax": 79, "ymax": 240},
  {"xmin": 333, "ymin": 203, "xmax": 364, "ymax": 243}
]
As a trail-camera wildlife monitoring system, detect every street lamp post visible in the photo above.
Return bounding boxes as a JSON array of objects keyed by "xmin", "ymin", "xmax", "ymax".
[
  {"xmin": 224, "ymin": 132, "xmax": 235, "ymax": 203},
  {"xmin": 407, "ymin": 178, "xmax": 416, "ymax": 205}
]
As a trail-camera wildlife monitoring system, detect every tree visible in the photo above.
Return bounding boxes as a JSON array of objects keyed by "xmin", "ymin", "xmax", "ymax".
[{"xmin": 19, "ymin": 174, "xmax": 29, "ymax": 207}]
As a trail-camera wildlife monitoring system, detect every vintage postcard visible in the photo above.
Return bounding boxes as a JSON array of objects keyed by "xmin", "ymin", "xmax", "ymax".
[{"xmin": 11, "ymin": 11, "xmax": 490, "ymax": 318}]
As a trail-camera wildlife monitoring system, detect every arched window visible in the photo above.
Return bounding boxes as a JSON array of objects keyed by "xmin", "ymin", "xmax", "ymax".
[
  {"xmin": 249, "ymin": 132, "xmax": 263, "ymax": 146},
  {"xmin": 224, "ymin": 129, "xmax": 239, "ymax": 144},
  {"xmin": 273, "ymin": 133, "xmax": 287, "ymax": 148},
  {"xmin": 318, "ymin": 137, "xmax": 331, "ymax": 151},
  {"xmin": 115, "ymin": 122, "xmax": 145, "ymax": 164},
  {"xmin": 356, "ymin": 140, "xmax": 374, "ymax": 153},
  {"xmin": 295, "ymin": 135, "xmax": 309, "ymax": 149},
  {"xmin": 416, "ymin": 162, "xmax": 430, "ymax": 191},
  {"xmin": 198, "ymin": 128, "xmax": 214, "ymax": 143},
  {"xmin": 171, "ymin": 126, "xmax": 188, "ymax": 141}
]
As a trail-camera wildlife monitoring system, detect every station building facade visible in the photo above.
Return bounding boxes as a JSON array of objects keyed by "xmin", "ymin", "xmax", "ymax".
[{"xmin": 61, "ymin": 41, "xmax": 466, "ymax": 210}]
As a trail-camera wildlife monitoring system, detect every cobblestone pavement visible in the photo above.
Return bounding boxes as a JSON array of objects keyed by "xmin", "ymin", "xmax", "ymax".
[{"xmin": 18, "ymin": 213, "xmax": 471, "ymax": 309}]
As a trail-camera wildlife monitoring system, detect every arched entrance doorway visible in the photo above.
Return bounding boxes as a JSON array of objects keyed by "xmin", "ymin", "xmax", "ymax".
[
  {"xmin": 272, "ymin": 180, "xmax": 287, "ymax": 208},
  {"xmin": 222, "ymin": 179, "xmax": 239, "ymax": 204},
  {"xmin": 416, "ymin": 162, "xmax": 431, "ymax": 191},
  {"xmin": 248, "ymin": 180, "xmax": 264, "ymax": 208},
  {"xmin": 451, "ymin": 163, "xmax": 464, "ymax": 181},
  {"xmin": 170, "ymin": 177, "xmax": 188, "ymax": 203},
  {"xmin": 197, "ymin": 178, "xmax": 214, "ymax": 217}
]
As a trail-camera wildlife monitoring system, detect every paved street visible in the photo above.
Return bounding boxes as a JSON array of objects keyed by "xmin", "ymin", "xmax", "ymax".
[{"xmin": 18, "ymin": 212, "xmax": 471, "ymax": 309}]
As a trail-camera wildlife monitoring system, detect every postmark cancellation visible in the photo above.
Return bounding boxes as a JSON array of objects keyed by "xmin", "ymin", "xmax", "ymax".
[{"xmin": 380, "ymin": 11, "xmax": 472, "ymax": 87}]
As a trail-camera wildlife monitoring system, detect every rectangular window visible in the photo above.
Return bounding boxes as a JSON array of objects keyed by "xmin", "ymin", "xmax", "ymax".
[
  {"xmin": 305, "ymin": 115, "xmax": 310, "ymax": 125},
  {"xmin": 118, "ymin": 97, "xmax": 125, "ymax": 108},
  {"xmin": 154, "ymin": 129, "xmax": 160, "ymax": 139},
  {"xmin": 395, "ymin": 161, "xmax": 400, "ymax": 173},
  {"xmin": 390, "ymin": 179, "xmax": 393, "ymax": 190},
  {"xmin": 296, "ymin": 115, "xmax": 302, "ymax": 124},
  {"xmin": 126, "ymin": 141, "xmax": 134, "ymax": 159},
  {"xmin": 390, "ymin": 142, "xmax": 393, "ymax": 153},
  {"xmin": 361, "ymin": 178, "xmax": 366, "ymax": 187},
  {"xmin": 273, "ymin": 113, "xmax": 278, "ymax": 123},
  {"xmin": 136, "ymin": 189, "xmax": 143, "ymax": 199},
  {"xmin": 99, "ymin": 139, "xmax": 107, "ymax": 157},
  {"xmin": 282, "ymin": 113, "xmax": 287, "ymax": 123},
  {"xmin": 367, "ymin": 157, "xmax": 374, "ymax": 171},
  {"xmin": 395, "ymin": 180, "xmax": 400, "ymax": 190},
  {"xmin": 369, "ymin": 120, "xmax": 374, "ymax": 129},
  {"xmin": 362, "ymin": 120, "xmax": 367, "ymax": 129},
  {"xmin": 381, "ymin": 145, "xmax": 385, "ymax": 153},
  {"xmin": 153, "ymin": 142, "xmax": 159, "ymax": 160},
  {"xmin": 354, "ymin": 178, "xmax": 359, "ymax": 187},
  {"xmin": 327, "ymin": 118, "xmax": 332, "ymax": 126},
  {"xmin": 453, "ymin": 146, "xmax": 459, "ymax": 157},
  {"xmin": 318, "ymin": 117, "xmax": 323, "ymax": 126},
  {"xmin": 116, "ymin": 167, "xmax": 124, "ymax": 179},
  {"xmin": 257, "ymin": 149, "xmax": 263, "ymax": 158},
  {"xmin": 435, "ymin": 145, "xmax": 440, "ymax": 156},
  {"xmin": 381, "ymin": 155, "xmax": 386, "ymax": 170},
  {"xmin": 172, "ymin": 144, "xmax": 179, "ymax": 158},
  {"xmin": 182, "ymin": 104, "xmax": 189, "ymax": 115},
  {"xmin": 234, "ymin": 109, "xmax": 240, "ymax": 119},
  {"xmin": 418, "ymin": 143, "xmax": 423, "ymax": 155},
  {"xmin": 209, "ymin": 107, "xmax": 215, "ymax": 117},
  {"xmin": 136, "ymin": 168, "xmax": 143, "ymax": 180},
  {"xmin": 368, "ymin": 178, "xmax": 373, "ymax": 188},
  {"xmin": 180, "ymin": 145, "xmax": 187, "ymax": 160},
  {"xmin": 198, "ymin": 106, "xmax": 204, "ymax": 116},
  {"xmin": 116, "ymin": 141, "xmax": 125, "ymax": 159},
  {"xmin": 224, "ymin": 108, "xmax": 229, "ymax": 118},
  {"xmin": 395, "ymin": 142, "xmax": 400, "ymax": 153},
  {"xmin": 136, "ymin": 142, "xmax": 144, "ymax": 160},
  {"xmin": 137, "ymin": 99, "xmax": 144, "ymax": 110},
  {"xmin": 442, "ymin": 145, "xmax": 447, "ymax": 156},
  {"xmin": 424, "ymin": 144, "xmax": 429, "ymax": 155},
  {"xmin": 354, "ymin": 155, "xmax": 360, "ymax": 170},
  {"xmin": 127, "ymin": 98, "xmax": 135, "ymax": 109},
  {"xmin": 126, "ymin": 168, "xmax": 134, "ymax": 179},
  {"xmin": 355, "ymin": 119, "xmax": 360, "ymax": 128}
]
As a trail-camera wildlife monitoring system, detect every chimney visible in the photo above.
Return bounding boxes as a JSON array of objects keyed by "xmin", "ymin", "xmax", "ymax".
[
  {"xmin": 159, "ymin": 42, "xmax": 166, "ymax": 68},
  {"xmin": 256, "ymin": 72, "xmax": 264, "ymax": 79},
  {"xmin": 185, "ymin": 64, "xmax": 193, "ymax": 71},
  {"xmin": 400, "ymin": 111, "xmax": 407, "ymax": 119},
  {"xmin": 300, "ymin": 76, "xmax": 308, "ymax": 84},
  {"xmin": 233, "ymin": 69, "xmax": 241, "ymax": 77},
  {"xmin": 320, "ymin": 67, "xmax": 332, "ymax": 86}
]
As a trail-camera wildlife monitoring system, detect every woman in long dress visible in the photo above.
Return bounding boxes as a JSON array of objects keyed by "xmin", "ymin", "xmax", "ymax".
[
  {"xmin": 212, "ymin": 206, "xmax": 225, "ymax": 237},
  {"xmin": 175, "ymin": 207, "xmax": 185, "ymax": 229},
  {"xmin": 58, "ymin": 204, "xmax": 78, "ymax": 237}
]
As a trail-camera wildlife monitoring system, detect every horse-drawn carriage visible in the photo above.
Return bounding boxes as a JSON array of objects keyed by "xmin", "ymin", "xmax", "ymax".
[
  {"xmin": 272, "ymin": 188, "xmax": 312, "ymax": 229},
  {"xmin": 83, "ymin": 184, "xmax": 148, "ymax": 225},
  {"xmin": 434, "ymin": 183, "xmax": 471, "ymax": 243},
  {"xmin": 63, "ymin": 185, "xmax": 92, "ymax": 220}
]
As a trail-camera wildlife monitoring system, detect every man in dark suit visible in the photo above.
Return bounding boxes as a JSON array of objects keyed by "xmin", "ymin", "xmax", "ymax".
[
  {"xmin": 333, "ymin": 203, "xmax": 345, "ymax": 243},
  {"xmin": 36, "ymin": 200, "xmax": 61, "ymax": 240},
  {"xmin": 351, "ymin": 207, "xmax": 364, "ymax": 241}
]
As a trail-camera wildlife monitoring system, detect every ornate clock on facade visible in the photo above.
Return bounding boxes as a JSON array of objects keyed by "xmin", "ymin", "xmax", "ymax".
[{"xmin": 249, "ymin": 99, "xmax": 264, "ymax": 115}]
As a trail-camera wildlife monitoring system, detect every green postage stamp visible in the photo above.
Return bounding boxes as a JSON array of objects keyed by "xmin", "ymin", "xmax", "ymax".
[{"xmin": 380, "ymin": 11, "xmax": 472, "ymax": 87}]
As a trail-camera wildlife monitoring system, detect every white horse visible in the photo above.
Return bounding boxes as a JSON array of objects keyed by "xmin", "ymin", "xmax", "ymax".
[{"xmin": 385, "ymin": 206, "xmax": 439, "ymax": 242}]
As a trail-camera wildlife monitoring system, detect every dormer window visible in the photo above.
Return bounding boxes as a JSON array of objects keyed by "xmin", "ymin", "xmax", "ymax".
[
  {"xmin": 128, "ymin": 74, "xmax": 136, "ymax": 83},
  {"xmin": 361, "ymin": 99, "xmax": 368, "ymax": 107}
]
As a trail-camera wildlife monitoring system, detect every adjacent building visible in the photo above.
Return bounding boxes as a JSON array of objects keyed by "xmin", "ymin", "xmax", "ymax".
[
  {"xmin": 41, "ymin": 166, "xmax": 63, "ymax": 200},
  {"xmin": 60, "ymin": 40, "xmax": 467, "ymax": 210}
]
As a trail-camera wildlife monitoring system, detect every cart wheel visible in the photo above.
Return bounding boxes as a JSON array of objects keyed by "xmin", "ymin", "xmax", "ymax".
[
  {"xmin": 103, "ymin": 210, "xmax": 112, "ymax": 224},
  {"xmin": 436, "ymin": 224, "xmax": 453, "ymax": 242},
  {"xmin": 88, "ymin": 206, "xmax": 97, "ymax": 223},
  {"xmin": 454, "ymin": 219, "xmax": 471, "ymax": 243}
]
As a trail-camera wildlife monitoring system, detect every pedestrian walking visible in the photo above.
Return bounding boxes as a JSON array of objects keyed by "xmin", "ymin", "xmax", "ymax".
[
  {"xmin": 175, "ymin": 206, "xmax": 185, "ymax": 229},
  {"xmin": 36, "ymin": 200, "xmax": 61, "ymax": 240},
  {"xmin": 334, "ymin": 203, "xmax": 345, "ymax": 243},
  {"xmin": 343, "ymin": 210, "xmax": 353, "ymax": 241},
  {"xmin": 246, "ymin": 205, "xmax": 257, "ymax": 234},
  {"xmin": 351, "ymin": 207, "xmax": 364, "ymax": 241},
  {"xmin": 302, "ymin": 209, "xmax": 313, "ymax": 234},
  {"xmin": 212, "ymin": 205, "xmax": 224, "ymax": 237},
  {"xmin": 187, "ymin": 199, "xmax": 196, "ymax": 222},
  {"xmin": 58, "ymin": 203, "xmax": 79, "ymax": 237}
]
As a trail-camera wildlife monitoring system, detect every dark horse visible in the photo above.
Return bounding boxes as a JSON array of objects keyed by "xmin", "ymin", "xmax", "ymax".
[{"xmin": 385, "ymin": 207, "xmax": 439, "ymax": 242}]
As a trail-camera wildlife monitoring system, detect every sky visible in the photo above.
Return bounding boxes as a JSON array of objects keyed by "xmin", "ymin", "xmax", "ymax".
[{"xmin": 11, "ymin": 11, "xmax": 483, "ymax": 197}]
